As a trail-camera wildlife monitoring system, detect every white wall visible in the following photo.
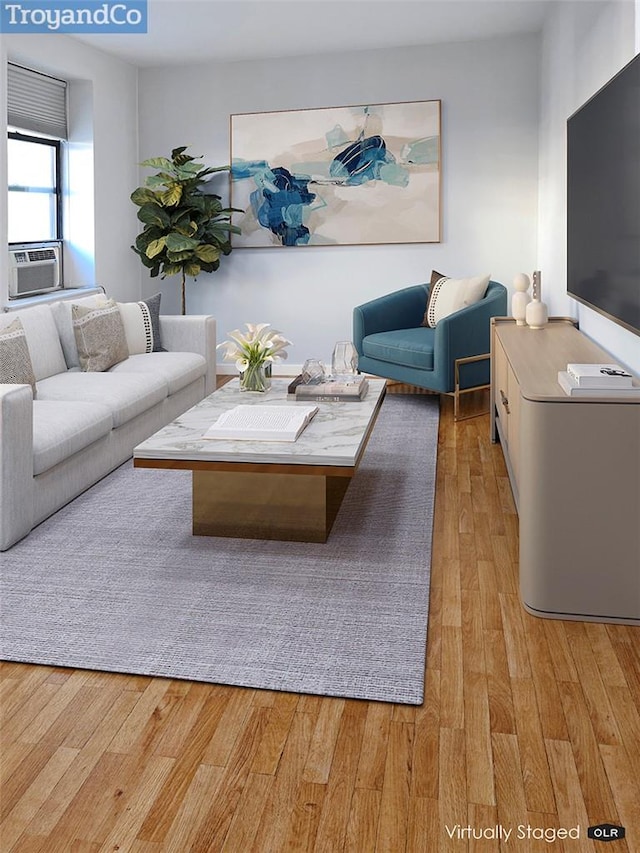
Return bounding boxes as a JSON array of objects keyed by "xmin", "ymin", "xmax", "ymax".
[
  {"xmin": 138, "ymin": 35, "xmax": 540, "ymax": 369},
  {"xmin": 538, "ymin": 0, "xmax": 639, "ymax": 372},
  {"xmin": 2, "ymin": 34, "xmax": 140, "ymax": 303}
]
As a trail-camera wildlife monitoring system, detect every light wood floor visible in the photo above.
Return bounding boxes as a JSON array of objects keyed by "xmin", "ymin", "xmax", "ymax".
[{"xmin": 1, "ymin": 389, "xmax": 638, "ymax": 852}]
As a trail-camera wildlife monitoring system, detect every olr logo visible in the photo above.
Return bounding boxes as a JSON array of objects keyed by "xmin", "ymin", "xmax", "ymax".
[{"xmin": 587, "ymin": 824, "xmax": 626, "ymax": 842}]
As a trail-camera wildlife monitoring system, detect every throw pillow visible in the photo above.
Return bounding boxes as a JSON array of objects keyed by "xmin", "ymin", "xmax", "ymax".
[
  {"xmin": 0, "ymin": 318, "xmax": 37, "ymax": 397},
  {"xmin": 423, "ymin": 272, "xmax": 491, "ymax": 328},
  {"xmin": 50, "ymin": 294, "xmax": 106, "ymax": 369},
  {"xmin": 421, "ymin": 270, "xmax": 448, "ymax": 326},
  {"xmin": 72, "ymin": 299, "xmax": 129, "ymax": 371},
  {"xmin": 116, "ymin": 293, "xmax": 164, "ymax": 354},
  {"xmin": 0, "ymin": 305, "xmax": 67, "ymax": 381}
]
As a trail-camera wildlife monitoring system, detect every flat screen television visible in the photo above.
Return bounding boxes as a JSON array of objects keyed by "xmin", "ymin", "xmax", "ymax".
[{"xmin": 567, "ymin": 53, "xmax": 640, "ymax": 337}]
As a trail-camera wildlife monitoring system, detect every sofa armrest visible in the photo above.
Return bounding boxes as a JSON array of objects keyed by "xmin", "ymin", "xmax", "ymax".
[
  {"xmin": 0, "ymin": 384, "xmax": 34, "ymax": 550},
  {"xmin": 159, "ymin": 314, "xmax": 216, "ymax": 396},
  {"xmin": 353, "ymin": 284, "xmax": 429, "ymax": 356}
]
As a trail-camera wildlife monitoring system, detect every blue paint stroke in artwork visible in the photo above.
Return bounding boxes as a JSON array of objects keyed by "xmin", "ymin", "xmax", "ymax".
[
  {"xmin": 401, "ymin": 136, "xmax": 439, "ymax": 165},
  {"xmin": 329, "ymin": 135, "xmax": 408, "ymax": 187},
  {"xmin": 325, "ymin": 124, "xmax": 350, "ymax": 150},
  {"xmin": 231, "ymin": 159, "xmax": 269, "ymax": 180},
  {"xmin": 233, "ymin": 159, "xmax": 318, "ymax": 246},
  {"xmin": 378, "ymin": 162, "xmax": 410, "ymax": 187},
  {"xmin": 256, "ymin": 166, "xmax": 317, "ymax": 247}
]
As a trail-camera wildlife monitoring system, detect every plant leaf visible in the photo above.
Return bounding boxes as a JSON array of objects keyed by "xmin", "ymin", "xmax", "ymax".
[
  {"xmin": 130, "ymin": 187, "xmax": 159, "ymax": 206},
  {"xmin": 145, "ymin": 174, "xmax": 171, "ymax": 190},
  {"xmin": 165, "ymin": 232, "xmax": 200, "ymax": 252},
  {"xmin": 137, "ymin": 203, "xmax": 170, "ymax": 227},
  {"xmin": 171, "ymin": 145, "xmax": 191, "ymax": 160},
  {"xmin": 166, "ymin": 249, "xmax": 195, "ymax": 262},
  {"xmin": 161, "ymin": 263, "xmax": 182, "ymax": 277},
  {"xmin": 195, "ymin": 244, "xmax": 220, "ymax": 263},
  {"xmin": 140, "ymin": 156, "xmax": 173, "ymax": 170},
  {"xmin": 145, "ymin": 237, "xmax": 167, "ymax": 259},
  {"xmin": 162, "ymin": 184, "xmax": 183, "ymax": 207}
]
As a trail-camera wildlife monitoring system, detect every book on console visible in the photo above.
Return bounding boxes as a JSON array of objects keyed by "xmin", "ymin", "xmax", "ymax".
[
  {"xmin": 557, "ymin": 371, "xmax": 640, "ymax": 398},
  {"xmin": 566, "ymin": 363, "xmax": 633, "ymax": 388},
  {"xmin": 203, "ymin": 404, "xmax": 319, "ymax": 442}
]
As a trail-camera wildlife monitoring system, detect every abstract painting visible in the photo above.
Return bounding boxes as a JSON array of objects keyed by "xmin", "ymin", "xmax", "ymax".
[{"xmin": 230, "ymin": 100, "xmax": 441, "ymax": 247}]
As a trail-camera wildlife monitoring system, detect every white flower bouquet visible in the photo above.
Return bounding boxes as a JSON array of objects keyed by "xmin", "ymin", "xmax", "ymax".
[{"xmin": 217, "ymin": 323, "xmax": 292, "ymax": 392}]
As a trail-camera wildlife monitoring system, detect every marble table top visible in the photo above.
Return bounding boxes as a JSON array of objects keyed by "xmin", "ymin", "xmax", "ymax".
[{"xmin": 134, "ymin": 377, "xmax": 387, "ymax": 467}]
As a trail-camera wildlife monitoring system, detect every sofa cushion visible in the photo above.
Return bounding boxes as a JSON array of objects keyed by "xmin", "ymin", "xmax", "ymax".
[
  {"xmin": 72, "ymin": 299, "xmax": 129, "ymax": 372},
  {"xmin": 108, "ymin": 351, "xmax": 207, "ymax": 395},
  {"xmin": 32, "ymin": 400, "xmax": 113, "ymax": 476},
  {"xmin": 362, "ymin": 328, "xmax": 435, "ymax": 371},
  {"xmin": 50, "ymin": 294, "xmax": 106, "ymax": 369},
  {"xmin": 423, "ymin": 272, "xmax": 491, "ymax": 328},
  {"xmin": 0, "ymin": 304, "xmax": 67, "ymax": 380},
  {"xmin": 117, "ymin": 293, "xmax": 165, "ymax": 354},
  {"xmin": 0, "ymin": 318, "xmax": 37, "ymax": 396},
  {"xmin": 35, "ymin": 371, "xmax": 167, "ymax": 428}
]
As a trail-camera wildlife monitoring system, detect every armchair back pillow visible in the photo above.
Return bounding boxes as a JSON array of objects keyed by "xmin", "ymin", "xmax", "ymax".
[{"xmin": 422, "ymin": 271, "xmax": 491, "ymax": 328}]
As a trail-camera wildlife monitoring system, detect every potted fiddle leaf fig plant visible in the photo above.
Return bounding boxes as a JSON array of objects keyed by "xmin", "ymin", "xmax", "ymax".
[{"xmin": 131, "ymin": 146, "xmax": 241, "ymax": 314}]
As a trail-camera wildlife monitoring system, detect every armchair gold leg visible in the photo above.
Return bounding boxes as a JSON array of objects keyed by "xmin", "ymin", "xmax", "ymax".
[{"xmin": 450, "ymin": 353, "xmax": 491, "ymax": 422}]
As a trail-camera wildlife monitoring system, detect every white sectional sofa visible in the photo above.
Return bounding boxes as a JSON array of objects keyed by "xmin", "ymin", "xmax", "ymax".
[{"xmin": 0, "ymin": 295, "xmax": 216, "ymax": 550}]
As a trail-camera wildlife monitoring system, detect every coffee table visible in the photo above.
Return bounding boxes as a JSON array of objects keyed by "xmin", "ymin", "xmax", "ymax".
[{"xmin": 133, "ymin": 377, "xmax": 387, "ymax": 542}]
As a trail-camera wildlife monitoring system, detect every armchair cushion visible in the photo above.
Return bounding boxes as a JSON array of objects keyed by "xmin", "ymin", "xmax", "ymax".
[
  {"xmin": 423, "ymin": 272, "xmax": 491, "ymax": 328},
  {"xmin": 362, "ymin": 327, "xmax": 435, "ymax": 371}
]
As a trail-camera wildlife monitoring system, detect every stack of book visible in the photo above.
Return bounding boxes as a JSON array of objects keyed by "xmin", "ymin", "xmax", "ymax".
[
  {"xmin": 287, "ymin": 374, "xmax": 369, "ymax": 402},
  {"xmin": 557, "ymin": 363, "xmax": 640, "ymax": 397}
]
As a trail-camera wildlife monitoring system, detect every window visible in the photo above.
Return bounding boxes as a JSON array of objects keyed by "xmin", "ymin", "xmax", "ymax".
[
  {"xmin": 8, "ymin": 132, "xmax": 62, "ymax": 243},
  {"xmin": 7, "ymin": 63, "xmax": 67, "ymax": 245}
]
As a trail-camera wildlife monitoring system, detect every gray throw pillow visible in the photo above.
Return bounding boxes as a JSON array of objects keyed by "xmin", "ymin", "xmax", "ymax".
[
  {"xmin": 0, "ymin": 317, "xmax": 37, "ymax": 397},
  {"xmin": 146, "ymin": 292, "xmax": 165, "ymax": 352},
  {"xmin": 72, "ymin": 299, "xmax": 129, "ymax": 371}
]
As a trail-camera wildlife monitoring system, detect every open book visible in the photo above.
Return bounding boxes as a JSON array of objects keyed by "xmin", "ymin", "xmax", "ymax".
[{"xmin": 203, "ymin": 404, "xmax": 319, "ymax": 442}]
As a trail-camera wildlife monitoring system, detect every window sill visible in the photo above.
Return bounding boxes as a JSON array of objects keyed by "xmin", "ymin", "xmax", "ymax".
[{"xmin": 4, "ymin": 286, "xmax": 103, "ymax": 312}]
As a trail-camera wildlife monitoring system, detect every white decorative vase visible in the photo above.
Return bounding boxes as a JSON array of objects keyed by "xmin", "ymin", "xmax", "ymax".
[
  {"xmin": 525, "ymin": 270, "xmax": 548, "ymax": 329},
  {"xmin": 512, "ymin": 273, "xmax": 531, "ymax": 326}
]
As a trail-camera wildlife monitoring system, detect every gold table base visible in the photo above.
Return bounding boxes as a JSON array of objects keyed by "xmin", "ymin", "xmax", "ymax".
[{"xmin": 192, "ymin": 469, "xmax": 351, "ymax": 542}]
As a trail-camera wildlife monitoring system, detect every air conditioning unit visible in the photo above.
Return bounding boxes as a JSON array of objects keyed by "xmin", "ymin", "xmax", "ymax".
[{"xmin": 9, "ymin": 244, "xmax": 62, "ymax": 298}]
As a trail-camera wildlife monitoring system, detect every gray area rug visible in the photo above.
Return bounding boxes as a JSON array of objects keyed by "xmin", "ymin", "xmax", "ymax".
[{"xmin": 0, "ymin": 394, "xmax": 439, "ymax": 704}]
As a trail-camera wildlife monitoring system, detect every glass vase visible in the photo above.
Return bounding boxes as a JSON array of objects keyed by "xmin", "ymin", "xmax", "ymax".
[
  {"xmin": 331, "ymin": 341, "xmax": 359, "ymax": 378},
  {"xmin": 239, "ymin": 362, "xmax": 271, "ymax": 392}
]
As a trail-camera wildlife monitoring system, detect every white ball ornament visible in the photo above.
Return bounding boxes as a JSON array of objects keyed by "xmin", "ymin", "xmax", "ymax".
[{"xmin": 512, "ymin": 273, "xmax": 531, "ymax": 326}]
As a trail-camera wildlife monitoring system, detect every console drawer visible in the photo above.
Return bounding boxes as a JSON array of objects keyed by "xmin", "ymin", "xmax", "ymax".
[{"xmin": 494, "ymin": 337, "xmax": 521, "ymax": 491}]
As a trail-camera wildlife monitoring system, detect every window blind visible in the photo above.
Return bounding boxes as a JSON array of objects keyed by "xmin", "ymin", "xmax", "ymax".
[{"xmin": 7, "ymin": 63, "xmax": 68, "ymax": 140}]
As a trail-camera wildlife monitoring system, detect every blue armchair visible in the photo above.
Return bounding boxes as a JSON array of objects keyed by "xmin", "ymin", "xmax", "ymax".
[{"xmin": 353, "ymin": 280, "xmax": 507, "ymax": 419}]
